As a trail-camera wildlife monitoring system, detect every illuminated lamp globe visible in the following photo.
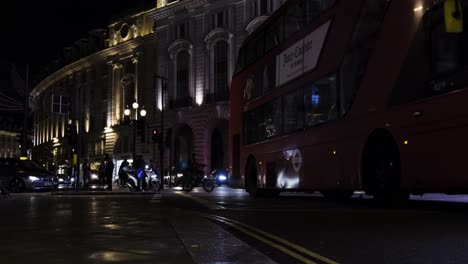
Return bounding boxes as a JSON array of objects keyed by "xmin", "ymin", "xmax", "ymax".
[
  {"xmin": 132, "ymin": 102, "xmax": 139, "ymax": 109},
  {"xmin": 140, "ymin": 108, "xmax": 147, "ymax": 117},
  {"xmin": 124, "ymin": 108, "xmax": 131, "ymax": 116}
]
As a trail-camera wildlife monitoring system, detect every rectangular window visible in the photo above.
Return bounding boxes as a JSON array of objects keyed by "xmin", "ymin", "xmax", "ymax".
[
  {"xmin": 283, "ymin": 89, "xmax": 304, "ymax": 133},
  {"xmin": 304, "ymin": 75, "xmax": 338, "ymax": 127},
  {"xmin": 176, "ymin": 23, "xmax": 189, "ymax": 39},
  {"xmin": 244, "ymin": 98, "xmax": 282, "ymax": 144},
  {"xmin": 261, "ymin": 0, "xmax": 268, "ymax": 15},
  {"xmin": 430, "ymin": 20, "xmax": 462, "ymax": 76},
  {"xmin": 284, "ymin": 1, "xmax": 305, "ymax": 39}
]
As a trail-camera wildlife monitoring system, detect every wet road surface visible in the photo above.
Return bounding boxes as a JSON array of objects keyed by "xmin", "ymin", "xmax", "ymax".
[{"xmin": 3, "ymin": 188, "xmax": 468, "ymax": 263}]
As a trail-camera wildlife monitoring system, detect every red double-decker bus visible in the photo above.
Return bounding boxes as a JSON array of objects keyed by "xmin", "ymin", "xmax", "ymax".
[{"xmin": 229, "ymin": 0, "xmax": 467, "ymax": 201}]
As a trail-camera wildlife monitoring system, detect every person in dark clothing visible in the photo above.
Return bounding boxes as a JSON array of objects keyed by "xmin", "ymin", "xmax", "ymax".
[
  {"xmin": 118, "ymin": 158, "xmax": 129, "ymax": 186},
  {"xmin": 134, "ymin": 155, "xmax": 146, "ymax": 189},
  {"xmin": 98, "ymin": 155, "xmax": 107, "ymax": 188},
  {"xmin": 82, "ymin": 159, "xmax": 91, "ymax": 189},
  {"xmin": 105, "ymin": 155, "xmax": 114, "ymax": 190}
]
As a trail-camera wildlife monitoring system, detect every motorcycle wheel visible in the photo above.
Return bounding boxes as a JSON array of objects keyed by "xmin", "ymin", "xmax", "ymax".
[
  {"xmin": 151, "ymin": 181, "xmax": 160, "ymax": 192},
  {"xmin": 182, "ymin": 181, "xmax": 193, "ymax": 192},
  {"xmin": 202, "ymin": 179, "xmax": 215, "ymax": 192}
]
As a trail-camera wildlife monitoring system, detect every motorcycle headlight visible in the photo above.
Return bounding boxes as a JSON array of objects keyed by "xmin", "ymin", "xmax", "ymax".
[
  {"xmin": 29, "ymin": 176, "xmax": 40, "ymax": 182},
  {"xmin": 218, "ymin": 175, "xmax": 227, "ymax": 181}
]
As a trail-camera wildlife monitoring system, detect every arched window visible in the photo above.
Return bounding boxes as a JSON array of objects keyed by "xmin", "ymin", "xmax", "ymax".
[
  {"xmin": 214, "ymin": 41, "xmax": 229, "ymax": 101},
  {"xmin": 176, "ymin": 51, "xmax": 190, "ymax": 105}
]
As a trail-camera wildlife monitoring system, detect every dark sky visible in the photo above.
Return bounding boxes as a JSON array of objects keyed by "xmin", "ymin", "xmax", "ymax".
[{"xmin": 1, "ymin": 0, "xmax": 155, "ymax": 82}]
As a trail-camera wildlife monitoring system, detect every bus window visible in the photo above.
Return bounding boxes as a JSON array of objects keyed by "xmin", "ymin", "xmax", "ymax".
[
  {"xmin": 304, "ymin": 74, "xmax": 337, "ymax": 127},
  {"xmin": 245, "ymin": 41, "xmax": 257, "ymax": 66},
  {"xmin": 235, "ymin": 47, "xmax": 245, "ymax": 75},
  {"xmin": 264, "ymin": 98, "xmax": 283, "ymax": 138},
  {"xmin": 256, "ymin": 32, "xmax": 266, "ymax": 59},
  {"xmin": 265, "ymin": 19, "xmax": 282, "ymax": 53},
  {"xmin": 304, "ymin": 0, "xmax": 322, "ymax": 25},
  {"xmin": 429, "ymin": 5, "xmax": 463, "ymax": 77},
  {"xmin": 339, "ymin": 0, "xmax": 389, "ymax": 113},
  {"xmin": 283, "ymin": 89, "xmax": 304, "ymax": 133},
  {"xmin": 244, "ymin": 98, "xmax": 282, "ymax": 144},
  {"xmin": 284, "ymin": 0, "xmax": 304, "ymax": 39}
]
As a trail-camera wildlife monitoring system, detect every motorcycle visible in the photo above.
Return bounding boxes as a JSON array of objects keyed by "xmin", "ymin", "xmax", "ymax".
[
  {"xmin": 210, "ymin": 169, "xmax": 229, "ymax": 186},
  {"xmin": 121, "ymin": 166, "xmax": 160, "ymax": 192},
  {"xmin": 180, "ymin": 164, "xmax": 215, "ymax": 192}
]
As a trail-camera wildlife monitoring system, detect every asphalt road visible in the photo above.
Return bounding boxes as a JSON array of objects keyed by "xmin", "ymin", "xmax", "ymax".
[{"xmin": 2, "ymin": 187, "xmax": 468, "ymax": 264}]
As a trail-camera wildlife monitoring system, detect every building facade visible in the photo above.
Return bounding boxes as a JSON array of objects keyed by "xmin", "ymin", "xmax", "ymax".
[{"xmin": 30, "ymin": 0, "xmax": 283, "ymax": 176}]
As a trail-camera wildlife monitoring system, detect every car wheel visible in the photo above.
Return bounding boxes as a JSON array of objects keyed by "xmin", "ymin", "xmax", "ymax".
[{"xmin": 9, "ymin": 178, "xmax": 26, "ymax": 193}]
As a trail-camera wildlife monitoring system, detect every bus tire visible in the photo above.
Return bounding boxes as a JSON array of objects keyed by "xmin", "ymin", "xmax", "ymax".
[
  {"xmin": 363, "ymin": 132, "xmax": 408, "ymax": 204},
  {"xmin": 245, "ymin": 158, "xmax": 280, "ymax": 198},
  {"xmin": 245, "ymin": 158, "xmax": 259, "ymax": 197}
]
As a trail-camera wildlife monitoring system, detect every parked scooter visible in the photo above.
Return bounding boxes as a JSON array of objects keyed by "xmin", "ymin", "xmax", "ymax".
[
  {"xmin": 180, "ymin": 164, "xmax": 215, "ymax": 192},
  {"xmin": 121, "ymin": 166, "xmax": 160, "ymax": 192}
]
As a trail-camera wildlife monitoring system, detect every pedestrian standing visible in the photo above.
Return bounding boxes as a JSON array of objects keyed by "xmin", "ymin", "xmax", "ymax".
[
  {"xmin": 99, "ymin": 155, "xmax": 107, "ymax": 188},
  {"xmin": 82, "ymin": 159, "xmax": 91, "ymax": 189},
  {"xmin": 118, "ymin": 158, "xmax": 129, "ymax": 186},
  {"xmin": 105, "ymin": 155, "xmax": 115, "ymax": 190}
]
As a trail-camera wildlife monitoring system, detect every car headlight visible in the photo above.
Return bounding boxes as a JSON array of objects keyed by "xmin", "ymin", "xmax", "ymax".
[
  {"xmin": 91, "ymin": 173, "xmax": 99, "ymax": 180},
  {"xmin": 218, "ymin": 175, "xmax": 227, "ymax": 181},
  {"xmin": 29, "ymin": 176, "xmax": 40, "ymax": 182},
  {"xmin": 177, "ymin": 173, "xmax": 183, "ymax": 177},
  {"xmin": 58, "ymin": 178, "xmax": 64, "ymax": 183}
]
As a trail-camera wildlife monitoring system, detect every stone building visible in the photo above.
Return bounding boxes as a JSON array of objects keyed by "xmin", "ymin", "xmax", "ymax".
[{"xmin": 30, "ymin": 0, "xmax": 283, "ymax": 176}]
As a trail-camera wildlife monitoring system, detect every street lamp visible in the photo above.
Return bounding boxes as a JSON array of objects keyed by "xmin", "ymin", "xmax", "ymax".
[
  {"xmin": 124, "ymin": 102, "xmax": 146, "ymax": 162},
  {"xmin": 155, "ymin": 75, "xmax": 167, "ymax": 191}
]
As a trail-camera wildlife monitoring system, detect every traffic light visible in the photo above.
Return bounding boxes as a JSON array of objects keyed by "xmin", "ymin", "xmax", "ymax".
[
  {"xmin": 152, "ymin": 128, "xmax": 159, "ymax": 143},
  {"xmin": 65, "ymin": 122, "xmax": 77, "ymax": 146}
]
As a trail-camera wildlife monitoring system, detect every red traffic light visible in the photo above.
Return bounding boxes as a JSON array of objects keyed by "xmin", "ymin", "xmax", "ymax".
[{"xmin": 152, "ymin": 129, "xmax": 159, "ymax": 142}]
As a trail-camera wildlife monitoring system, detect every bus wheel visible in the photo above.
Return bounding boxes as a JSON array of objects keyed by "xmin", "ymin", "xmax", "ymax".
[
  {"xmin": 364, "ymin": 140, "xmax": 408, "ymax": 204},
  {"xmin": 245, "ymin": 160, "xmax": 259, "ymax": 197}
]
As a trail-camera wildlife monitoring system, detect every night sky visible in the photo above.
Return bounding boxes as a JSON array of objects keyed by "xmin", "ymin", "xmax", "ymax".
[{"xmin": 1, "ymin": 0, "xmax": 155, "ymax": 85}]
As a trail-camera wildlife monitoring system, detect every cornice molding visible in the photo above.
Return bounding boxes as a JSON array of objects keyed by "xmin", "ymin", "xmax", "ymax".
[
  {"xmin": 31, "ymin": 33, "xmax": 156, "ymax": 97},
  {"xmin": 148, "ymin": 0, "xmax": 207, "ymax": 21}
]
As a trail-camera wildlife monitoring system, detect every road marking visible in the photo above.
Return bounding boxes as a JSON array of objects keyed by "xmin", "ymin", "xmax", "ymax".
[
  {"xmin": 150, "ymin": 194, "xmax": 162, "ymax": 203},
  {"xmin": 199, "ymin": 213, "xmax": 339, "ymax": 264},
  {"xmin": 175, "ymin": 191, "xmax": 226, "ymax": 210}
]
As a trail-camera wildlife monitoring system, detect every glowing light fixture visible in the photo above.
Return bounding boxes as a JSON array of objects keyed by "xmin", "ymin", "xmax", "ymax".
[
  {"xmin": 332, "ymin": 150, "xmax": 337, "ymax": 155},
  {"xmin": 124, "ymin": 108, "xmax": 131, "ymax": 116},
  {"xmin": 20, "ymin": 156, "xmax": 28, "ymax": 160},
  {"xmin": 132, "ymin": 102, "xmax": 139, "ymax": 109},
  {"xmin": 404, "ymin": 140, "xmax": 409, "ymax": 145},
  {"xmin": 140, "ymin": 108, "xmax": 147, "ymax": 117},
  {"xmin": 413, "ymin": 5, "xmax": 423, "ymax": 12}
]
